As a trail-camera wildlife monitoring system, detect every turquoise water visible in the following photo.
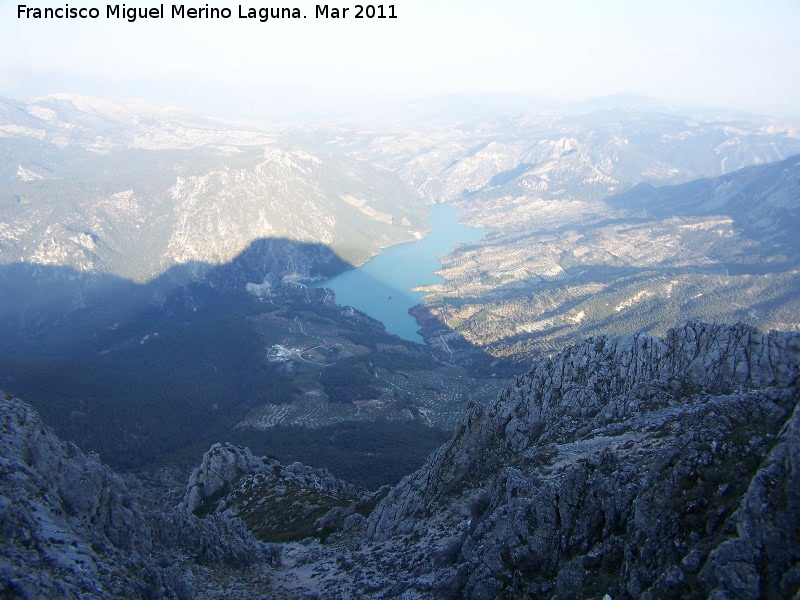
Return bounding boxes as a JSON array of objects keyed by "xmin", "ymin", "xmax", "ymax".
[{"xmin": 311, "ymin": 203, "xmax": 483, "ymax": 344}]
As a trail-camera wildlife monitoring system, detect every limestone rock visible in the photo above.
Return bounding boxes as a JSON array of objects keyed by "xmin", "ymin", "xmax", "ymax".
[
  {"xmin": 180, "ymin": 442, "xmax": 367, "ymax": 542},
  {"xmin": 0, "ymin": 396, "xmax": 269, "ymax": 599},
  {"xmin": 362, "ymin": 322, "xmax": 800, "ymax": 598},
  {"xmin": 4, "ymin": 321, "xmax": 799, "ymax": 598}
]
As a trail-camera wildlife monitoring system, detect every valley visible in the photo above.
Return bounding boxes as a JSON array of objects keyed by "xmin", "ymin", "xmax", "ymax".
[
  {"xmin": 0, "ymin": 269, "xmax": 506, "ymax": 488},
  {"xmin": 3, "ymin": 322, "xmax": 798, "ymax": 598},
  {"xmin": 2, "ymin": 92, "xmax": 800, "ymax": 492},
  {"xmin": 3, "ymin": 1, "xmax": 799, "ymax": 596},
  {"xmin": 316, "ymin": 108, "xmax": 800, "ymax": 362}
]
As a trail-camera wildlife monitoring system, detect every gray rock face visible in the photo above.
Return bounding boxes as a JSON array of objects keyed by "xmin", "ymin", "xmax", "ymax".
[
  {"xmin": 699, "ymin": 401, "xmax": 800, "ymax": 599},
  {"xmin": 0, "ymin": 397, "xmax": 269, "ymax": 599},
  {"xmin": 364, "ymin": 322, "xmax": 800, "ymax": 599},
  {"xmin": 3, "ymin": 321, "xmax": 799, "ymax": 599},
  {"xmin": 180, "ymin": 442, "xmax": 367, "ymax": 543},
  {"xmin": 0, "ymin": 396, "xmax": 157, "ymax": 598},
  {"xmin": 181, "ymin": 442, "xmax": 267, "ymax": 513}
]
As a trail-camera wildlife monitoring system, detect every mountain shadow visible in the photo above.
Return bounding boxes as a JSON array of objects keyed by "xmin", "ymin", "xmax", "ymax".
[
  {"xmin": 606, "ymin": 153, "xmax": 800, "ymax": 248},
  {"xmin": 0, "ymin": 236, "xmax": 501, "ymax": 488},
  {"xmin": 0, "ymin": 238, "xmax": 349, "ymax": 355}
]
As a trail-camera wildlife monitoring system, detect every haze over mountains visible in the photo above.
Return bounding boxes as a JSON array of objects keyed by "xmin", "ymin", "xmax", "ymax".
[
  {"xmin": 1, "ymin": 90, "xmax": 800, "ymax": 597},
  {"xmin": 2, "ymin": 94, "xmax": 800, "ymax": 467},
  {"xmin": 3, "ymin": 92, "xmax": 799, "ymax": 354},
  {"xmin": 0, "ymin": 93, "xmax": 429, "ymax": 281},
  {"xmin": 1, "ymin": 0, "xmax": 799, "ymax": 594}
]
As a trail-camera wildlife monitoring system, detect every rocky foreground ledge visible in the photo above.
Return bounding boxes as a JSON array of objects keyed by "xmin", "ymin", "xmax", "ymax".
[
  {"xmin": 1, "ymin": 321, "xmax": 799, "ymax": 599},
  {"xmin": 0, "ymin": 396, "xmax": 275, "ymax": 599},
  {"xmin": 358, "ymin": 321, "xmax": 800, "ymax": 599}
]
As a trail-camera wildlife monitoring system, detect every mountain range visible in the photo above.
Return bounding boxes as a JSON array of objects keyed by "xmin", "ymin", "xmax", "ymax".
[
  {"xmin": 1, "ymin": 92, "xmax": 800, "ymax": 597},
  {"xmin": 3, "ymin": 92, "xmax": 800, "ymax": 464}
]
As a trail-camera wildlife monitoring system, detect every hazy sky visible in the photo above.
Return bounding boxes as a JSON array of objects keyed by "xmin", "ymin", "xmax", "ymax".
[{"xmin": 2, "ymin": 0, "xmax": 799, "ymax": 116}]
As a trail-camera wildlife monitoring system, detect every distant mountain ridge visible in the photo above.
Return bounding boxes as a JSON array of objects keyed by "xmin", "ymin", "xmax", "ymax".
[
  {"xmin": 1, "ymin": 94, "xmax": 430, "ymax": 283},
  {"xmin": 414, "ymin": 152, "xmax": 800, "ymax": 361},
  {"xmin": 611, "ymin": 153, "xmax": 800, "ymax": 245},
  {"xmin": 4, "ymin": 92, "xmax": 800, "ymax": 288}
]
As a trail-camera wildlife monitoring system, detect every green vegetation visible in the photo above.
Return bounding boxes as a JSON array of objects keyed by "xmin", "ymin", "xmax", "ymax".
[
  {"xmin": 237, "ymin": 483, "xmax": 352, "ymax": 543},
  {"xmin": 0, "ymin": 286, "xmax": 278, "ymax": 469},
  {"xmin": 320, "ymin": 359, "xmax": 381, "ymax": 403},
  {"xmin": 0, "ymin": 276, "xmax": 465, "ymax": 489}
]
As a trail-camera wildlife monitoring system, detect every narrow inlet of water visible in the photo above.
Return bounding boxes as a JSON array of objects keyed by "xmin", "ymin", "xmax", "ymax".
[{"xmin": 311, "ymin": 203, "xmax": 483, "ymax": 343}]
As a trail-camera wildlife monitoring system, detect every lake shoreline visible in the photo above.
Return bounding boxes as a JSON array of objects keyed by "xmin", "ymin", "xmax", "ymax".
[{"xmin": 310, "ymin": 203, "xmax": 484, "ymax": 344}]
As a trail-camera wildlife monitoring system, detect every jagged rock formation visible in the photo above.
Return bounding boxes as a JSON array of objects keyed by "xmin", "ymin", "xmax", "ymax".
[
  {"xmin": 3, "ymin": 321, "xmax": 799, "ymax": 599},
  {"xmin": 0, "ymin": 396, "xmax": 271, "ymax": 599},
  {"xmin": 181, "ymin": 442, "xmax": 368, "ymax": 542},
  {"xmin": 358, "ymin": 322, "xmax": 800, "ymax": 598}
]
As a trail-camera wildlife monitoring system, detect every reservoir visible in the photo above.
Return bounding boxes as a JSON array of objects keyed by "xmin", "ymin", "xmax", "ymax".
[{"xmin": 311, "ymin": 203, "xmax": 483, "ymax": 344}]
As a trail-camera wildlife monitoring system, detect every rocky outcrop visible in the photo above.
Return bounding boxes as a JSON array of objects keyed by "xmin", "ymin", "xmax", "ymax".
[
  {"xmin": 697, "ymin": 399, "xmax": 800, "ymax": 599},
  {"xmin": 181, "ymin": 442, "xmax": 267, "ymax": 514},
  {"xmin": 181, "ymin": 442, "xmax": 367, "ymax": 542},
  {"xmin": 0, "ymin": 396, "xmax": 270, "ymax": 599},
  {"xmin": 4, "ymin": 321, "xmax": 799, "ymax": 599},
  {"xmin": 363, "ymin": 322, "xmax": 800, "ymax": 598}
]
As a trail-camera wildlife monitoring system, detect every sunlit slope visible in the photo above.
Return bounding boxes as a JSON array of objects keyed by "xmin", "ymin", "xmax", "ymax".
[
  {"xmin": 426, "ymin": 155, "xmax": 800, "ymax": 360},
  {"xmin": 0, "ymin": 94, "xmax": 429, "ymax": 282}
]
